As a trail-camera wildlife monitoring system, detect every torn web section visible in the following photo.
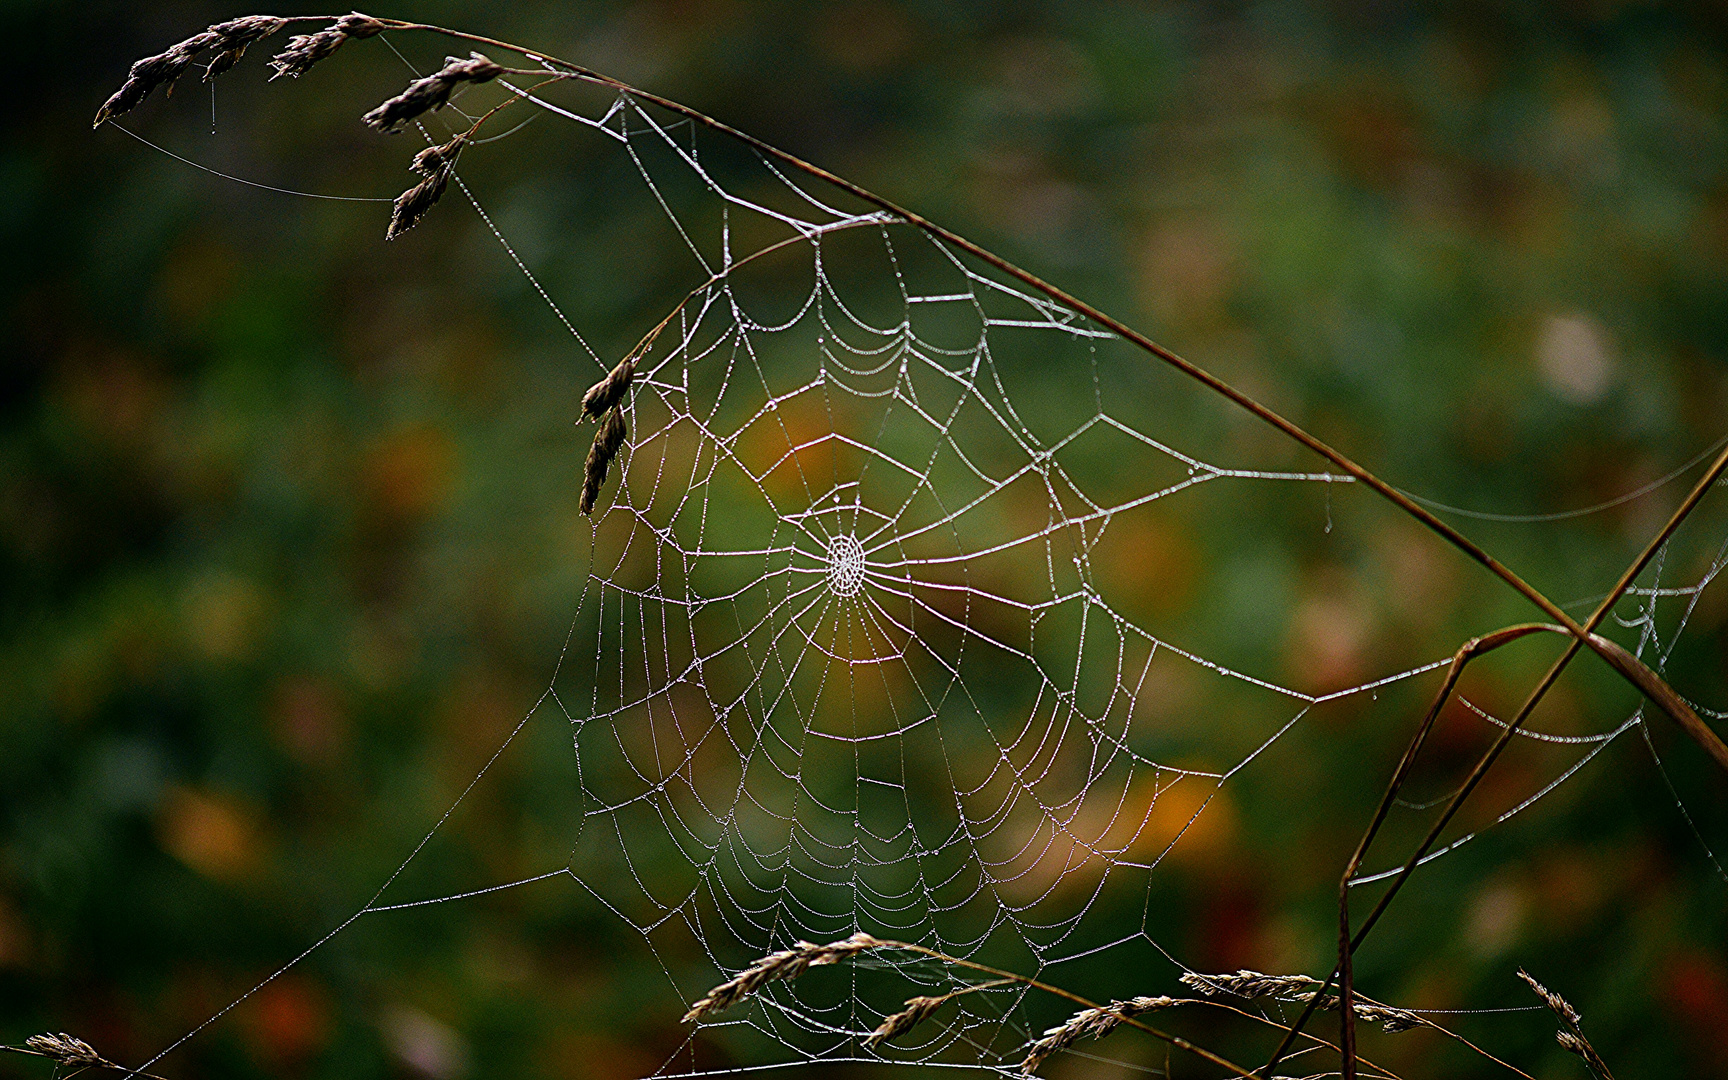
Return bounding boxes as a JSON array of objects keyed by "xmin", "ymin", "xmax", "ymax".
[
  {"xmin": 1600, "ymin": 503, "xmax": 1728, "ymax": 879},
  {"xmin": 1348, "ymin": 479, "xmax": 1728, "ymax": 891}
]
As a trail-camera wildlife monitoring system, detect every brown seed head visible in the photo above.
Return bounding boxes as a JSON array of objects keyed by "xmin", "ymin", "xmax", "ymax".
[
  {"xmin": 580, "ymin": 406, "xmax": 630, "ymax": 515},
  {"xmin": 387, "ymin": 171, "xmax": 451, "ymax": 241},
  {"xmin": 386, "ymin": 136, "xmax": 469, "ymax": 240},
  {"xmin": 268, "ymin": 15, "xmax": 386, "ymax": 81},
  {"xmin": 1518, "ymin": 970, "xmax": 1615, "ymax": 1080},
  {"xmin": 1176, "ymin": 968, "xmax": 1425, "ymax": 1040},
  {"xmin": 202, "ymin": 16, "xmax": 288, "ymax": 80},
  {"xmin": 1515, "ymin": 969, "xmax": 1579, "ymax": 1026},
  {"xmin": 362, "ymin": 52, "xmax": 504, "ymax": 133},
  {"xmin": 25, "ymin": 1034, "xmax": 105, "ymax": 1068},
  {"xmin": 94, "ymin": 31, "xmax": 219, "ymax": 127},
  {"xmin": 335, "ymin": 13, "xmax": 390, "ymax": 38},
  {"xmin": 865, "ymin": 995, "xmax": 949, "ymax": 1047},
  {"xmin": 269, "ymin": 30, "xmax": 344, "ymax": 80},
  {"xmin": 1180, "ymin": 970, "xmax": 1320, "ymax": 1000},
  {"xmin": 411, "ymin": 138, "xmax": 466, "ymax": 178},
  {"xmin": 1020, "ymin": 997, "xmax": 1177, "ymax": 1075},
  {"xmin": 1352, "ymin": 1001, "xmax": 1420, "ymax": 1034},
  {"xmin": 94, "ymin": 15, "xmax": 300, "ymax": 126},
  {"xmin": 682, "ymin": 933, "xmax": 884, "ymax": 1022},
  {"xmin": 581, "ymin": 355, "xmax": 636, "ymax": 419}
]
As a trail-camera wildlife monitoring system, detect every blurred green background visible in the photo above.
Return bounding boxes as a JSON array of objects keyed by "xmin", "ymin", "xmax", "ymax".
[{"xmin": 4, "ymin": 1, "xmax": 1728, "ymax": 1079}]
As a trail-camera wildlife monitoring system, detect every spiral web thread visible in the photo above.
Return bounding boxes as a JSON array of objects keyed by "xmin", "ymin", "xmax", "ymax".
[{"xmin": 125, "ymin": 63, "xmax": 1728, "ymax": 1080}]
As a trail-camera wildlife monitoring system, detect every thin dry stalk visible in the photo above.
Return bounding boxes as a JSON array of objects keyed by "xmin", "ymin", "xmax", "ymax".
[
  {"xmin": 1518, "ymin": 970, "xmax": 1616, "ymax": 1080},
  {"xmin": 1300, "ymin": 438, "xmax": 1728, "ymax": 1077},
  {"xmin": 1274, "ymin": 615, "xmax": 1726, "ymax": 1075},
  {"xmin": 681, "ymin": 932, "xmax": 882, "ymax": 1021}
]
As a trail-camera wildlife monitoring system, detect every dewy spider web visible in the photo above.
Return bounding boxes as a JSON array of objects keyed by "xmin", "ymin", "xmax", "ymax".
[
  {"xmin": 101, "ymin": 34, "xmax": 1728, "ymax": 1080},
  {"xmin": 452, "ymin": 88, "xmax": 1725, "ymax": 1075}
]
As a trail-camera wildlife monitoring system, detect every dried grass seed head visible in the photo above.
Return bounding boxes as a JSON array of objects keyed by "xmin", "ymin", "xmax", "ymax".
[
  {"xmin": 387, "ymin": 171, "xmax": 452, "ymax": 241},
  {"xmin": 582, "ymin": 355, "xmax": 636, "ymax": 419},
  {"xmin": 1515, "ymin": 969, "xmax": 1580, "ymax": 1026},
  {"xmin": 1518, "ymin": 970, "xmax": 1614, "ymax": 1080},
  {"xmin": 1201, "ymin": 977, "xmax": 1421, "ymax": 1034},
  {"xmin": 866, "ymin": 994, "xmax": 950, "ymax": 1047},
  {"xmin": 387, "ymin": 136, "xmax": 468, "ymax": 240},
  {"xmin": 1020, "ymin": 996, "xmax": 1177, "ymax": 1075},
  {"xmin": 411, "ymin": 137, "xmax": 466, "ymax": 178},
  {"xmin": 1180, "ymin": 970, "xmax": 1320, "ymax": 1000},
  {"xmin": 202, "ymin": 16, "xmax": 288, "ymax": 81},
  {"xmin": 25, "ymin": 1033, "xmax": 105, "ymax": 1068},
  {"xmin": 95, "ymin": 31, "xmax": 217, "ymax": 127},
  {"xmin": 268, "ymin": 13, "xmax": 387, "ymax": 81},
  {"xmin": 270, "ymin": 30, "xmax": 345, "ymax": 79},
  {"xmin": 335, "ymin": 13, "xmax": 391, "ymax": 37},
  {"xmin": 95, "ymin": 16, "xmax": 303, "ymax": 126},
  {"xmin": 681, "ymin": 933, "xmax": 883, "ymax": 1022},
  {"xmin": 363, "ymin": 52, "xmax": 504, "ymax": 133},
  {"xmin": 580, "ymin": 406, "xmax": 629, "ymax": 515},
  {"xmin": 1352, "ymin": 1002, "xmax": 1420, "ymax": 1034}
]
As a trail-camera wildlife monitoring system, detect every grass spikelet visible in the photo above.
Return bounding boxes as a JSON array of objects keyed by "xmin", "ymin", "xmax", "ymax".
[
  {"xmin": 6, "ymin": 1031, "xmax": 176, "ymax": 1080},
  {"xmin": 1351, "ymin": 1001, "xmax": 1420, "ymax": 1034},
  {"xmin": 269, "ymin": 13, "xmax": 389, "ymax": 81},
  {"xmin": 95, "ymin": 16, "xmax": 304, "ymax": 126},
  {"xmin": 865, "ymin": 995, "xmax": 950, "ymax": 1047},
  {"xmin": 362, "ymin": 52, "xmax": 504, "ymax": 133},
  {"xmin": 581, "ymin": 355, "xmax": 636, "ymax": 419},
  {"xmin": 1518, "ymin": 969, "xmax": 1616, "ymax": 1080},
  {"xmin": 1182, "ymin": 970, "xmax": 1419, "ymax": 1034},
  {"xmin": 202, "ymin": 16, "xmax": 287, "ymax": 81},
  {"xmin": 387, "ymin": 172, "xmax": 451, "ymax": 241},
  {"xmin": 1021, "ymin": 997, "xmax": 1178, "ymax": 1074},
  {"xmin": 411, "ymin": 137, "xmax": 465, "ymax": 178},
  {"xmin": 1180, "ymin": 970, "xmax": 1321, "ymax": 999},
  {"xmin": 94, "ymin": 31, "xmax": 218, "ymax": 127},
  {"xmin": 23, "ymin": 1034, "xmax": 104, "ymax": 1068},
  {"xmin": 386, "ymin": 137, "xmax": 465, "ymax": 241},
  {"xmin": 580, "ymin": 406, "xmax": 629, "ymax": 515},
  {"xmin": 682, "ymin": 933, "xmax": 883, "ymax": 1022}
]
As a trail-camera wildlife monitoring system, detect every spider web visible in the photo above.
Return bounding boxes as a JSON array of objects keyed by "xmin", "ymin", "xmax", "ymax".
[{"xmin": 116, "ymin": 59, "xmax": 1728, "ymax": 1080}]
